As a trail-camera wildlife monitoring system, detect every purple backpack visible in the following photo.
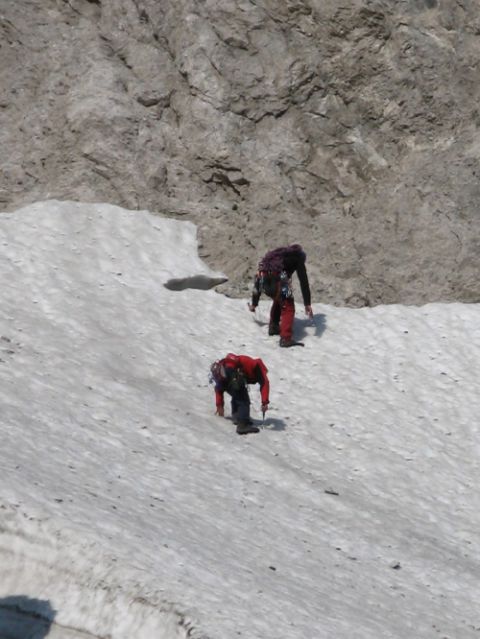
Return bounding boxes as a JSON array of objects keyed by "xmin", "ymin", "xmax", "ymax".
[
  {"xmin": 258, "ymin": 247, "xmax": 287, "ymax": 274},
  {"xmin": 257, "ymin": 245, "xmax": 303, "ymax": 297},
  {"xmin": 258, "ymin": 244, "xmax": 304, "ymax": 273}
]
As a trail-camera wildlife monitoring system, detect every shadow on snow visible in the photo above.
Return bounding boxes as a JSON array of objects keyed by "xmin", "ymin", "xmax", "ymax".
[{"xmin": 0, "ymin": 596, "xmax": 55, "ymax": 639}]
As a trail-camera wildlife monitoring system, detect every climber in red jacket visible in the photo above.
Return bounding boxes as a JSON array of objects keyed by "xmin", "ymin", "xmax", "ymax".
[{"xmin": 210, "ymin": 353, "xmax": 270, "ymax": 435}]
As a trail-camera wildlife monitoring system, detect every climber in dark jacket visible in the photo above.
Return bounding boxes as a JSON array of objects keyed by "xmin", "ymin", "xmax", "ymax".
[{"xmin": 249, "ymin": 244, "xmax": 313, "ymax": 347}]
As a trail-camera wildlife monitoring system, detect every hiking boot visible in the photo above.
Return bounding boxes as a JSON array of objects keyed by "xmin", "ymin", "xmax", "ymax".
[
  {"xmin": 268, "ymin": 323, "xmax": 280, "ymax": 336},
  {"xmin": 236, "ymin": 421, "xmax": 260, "ymax": 435},
  {"xmin": 279, "ymin": 337, "xmax": 304, "ymax": 347}
]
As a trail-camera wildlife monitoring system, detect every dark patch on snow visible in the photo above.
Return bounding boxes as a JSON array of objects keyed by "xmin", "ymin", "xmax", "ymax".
[
  {"xmin": 0, "ymin": 596, "xmax": 55, "ymax": 639},
  {"xmin": 164, "ymin": 275, "xmax": 228, "ymax": 291}
]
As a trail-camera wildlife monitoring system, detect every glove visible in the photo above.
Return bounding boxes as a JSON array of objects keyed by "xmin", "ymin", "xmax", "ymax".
[
  {"xmin": 216, "ymin": 406, "xmax": 224, "ymax": 417},
  {"xmin": 261, "ymin": 403, "xmax": 269, "ymax": 414},
  {"xmin": 305, "ymin": 305, "xmax": 313, "ymax": 319},
  {"xmin": 248, "ymin": 303, "xmax": 257, "ymax": 312}
]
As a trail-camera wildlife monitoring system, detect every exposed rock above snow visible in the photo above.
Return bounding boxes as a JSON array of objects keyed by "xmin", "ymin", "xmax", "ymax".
[{"xmin": 1, "ymin": 0, "xmax": 479, "ymax": 305}]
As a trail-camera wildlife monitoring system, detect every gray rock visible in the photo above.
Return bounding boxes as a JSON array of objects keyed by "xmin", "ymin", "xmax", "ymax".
[{"xmin": 1, "ymin": 0, "xmax": 479, "ymax": 306}]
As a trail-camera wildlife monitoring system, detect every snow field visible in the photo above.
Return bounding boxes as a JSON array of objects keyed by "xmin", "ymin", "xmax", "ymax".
[{"xmin": 1, "ymin": 201, "xmax": 479, "ymax": 639}]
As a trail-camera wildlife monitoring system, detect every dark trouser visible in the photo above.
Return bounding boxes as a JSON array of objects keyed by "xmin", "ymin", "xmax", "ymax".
[
  {"xmin": 227, "ymin": 384, "xmax": 250, "ymax": 424},
  {"xmin": 269, "ymin": 282, "xmax": 295, "ymax": 341}
]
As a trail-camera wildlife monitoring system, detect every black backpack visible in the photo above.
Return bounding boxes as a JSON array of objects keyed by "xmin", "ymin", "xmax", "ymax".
[{"xmin": 223, "ymin": 354, "xmax": 246, "ymax": 392}]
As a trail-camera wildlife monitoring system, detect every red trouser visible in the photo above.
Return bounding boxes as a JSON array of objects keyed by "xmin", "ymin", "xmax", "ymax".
[{"xmin": 270, "ymin": 294, "xmax": 295, "ymax": 340}]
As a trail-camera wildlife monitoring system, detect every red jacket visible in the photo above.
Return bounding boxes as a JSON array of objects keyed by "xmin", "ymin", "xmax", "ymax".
[{"xmin": 214, "ymin": 354, "xmax": 269, "ymax": 407}]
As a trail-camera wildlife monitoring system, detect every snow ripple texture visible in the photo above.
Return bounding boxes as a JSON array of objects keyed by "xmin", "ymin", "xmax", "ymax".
[
  {"xmin": 0, "ymin": 201, "xmax": 217, "ymax": 639},
  {"xmin": 1, "ymin": 200, "xmax": 480, "ymax": 639},
  {"xmin": 0, "ymin": 506, "xmax": 200, "ymax": 639}
]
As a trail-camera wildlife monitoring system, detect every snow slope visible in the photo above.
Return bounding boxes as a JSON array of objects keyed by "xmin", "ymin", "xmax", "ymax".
[{"xmin": 1, "ymin": 201, "xmax": 479, "ymax": 639}]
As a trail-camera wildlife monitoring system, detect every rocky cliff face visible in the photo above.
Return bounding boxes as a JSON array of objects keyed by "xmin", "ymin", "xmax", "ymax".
[{"xmin": 1, "ymin": 0, "xmax": 479, "ymax": 305}]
